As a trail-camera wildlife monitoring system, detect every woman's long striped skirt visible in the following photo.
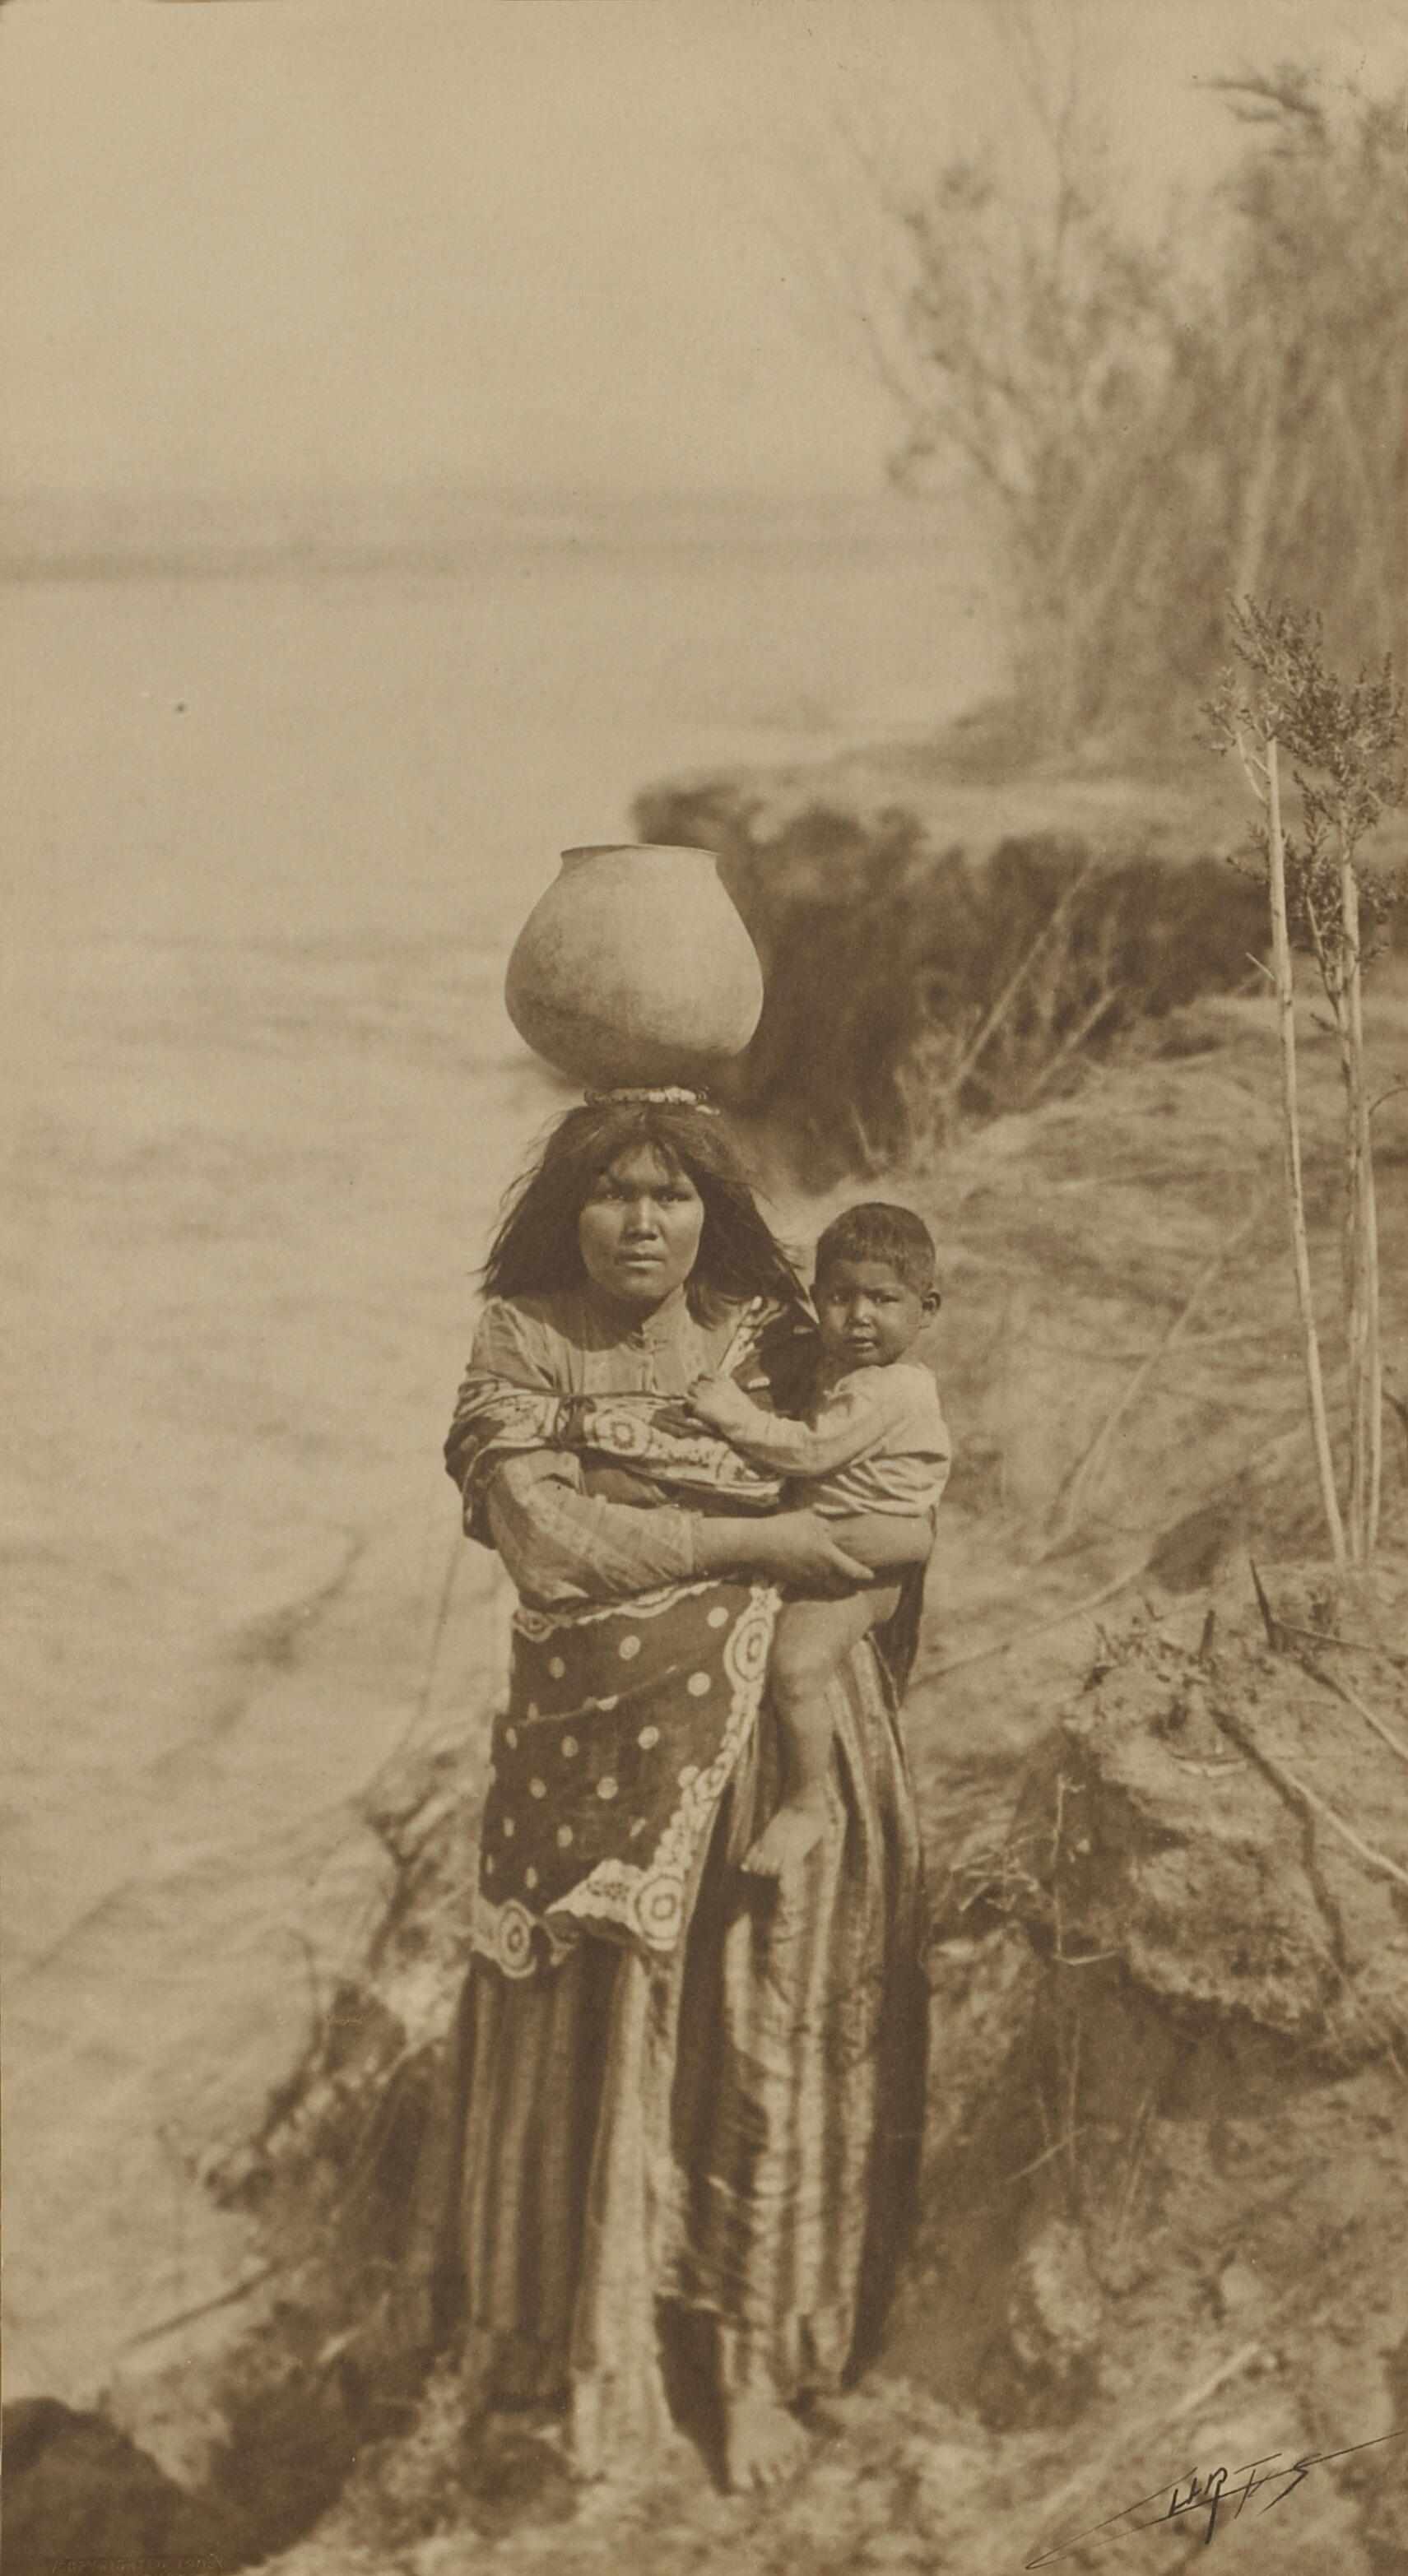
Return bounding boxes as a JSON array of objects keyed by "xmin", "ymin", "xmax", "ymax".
[{"xmin": 447, "ymin": 1635, "xmax": 928, "ymax": 2471}]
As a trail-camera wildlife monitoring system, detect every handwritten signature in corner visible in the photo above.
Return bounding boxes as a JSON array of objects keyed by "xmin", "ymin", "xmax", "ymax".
[{"xmin": 1025, "ymin": 2425, "xmax": 1407, "ymax": 2564}]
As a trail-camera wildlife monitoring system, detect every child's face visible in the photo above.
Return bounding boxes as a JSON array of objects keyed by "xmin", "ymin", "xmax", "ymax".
[{"xmin": 814, "ymin": 1257, "xmax": 936, "ymax": 1368}]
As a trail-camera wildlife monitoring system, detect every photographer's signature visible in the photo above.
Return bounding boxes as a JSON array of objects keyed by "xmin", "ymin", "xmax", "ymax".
[{"xmin": 1025, "ymin": 2425, "xmax": 1406, "ymax": 2564}]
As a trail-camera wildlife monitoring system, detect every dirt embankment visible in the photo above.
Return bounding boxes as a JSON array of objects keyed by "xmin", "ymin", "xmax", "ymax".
[
  {"xmin": 634, "ymin": 724, "xmax": 1405, "ymax": 1181},
  {"xmin": 9, "ymin": 763, "xmax": 1408, "ymax": 2574},
  {"xmin": 61, "ymin": 1547, "xmax": 1406, "ymax": 2576}
]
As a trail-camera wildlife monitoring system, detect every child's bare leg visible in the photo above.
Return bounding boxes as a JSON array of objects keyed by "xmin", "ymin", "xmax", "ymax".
[{"xmin": 746, "ymin": 1591, "xmax": 882, "ymax": 1878}]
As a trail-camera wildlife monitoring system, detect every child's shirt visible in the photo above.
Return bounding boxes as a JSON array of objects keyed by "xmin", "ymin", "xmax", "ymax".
[{"xmin": 702, "ymin": 1359, "xmax": 950, "ymax": 1520}]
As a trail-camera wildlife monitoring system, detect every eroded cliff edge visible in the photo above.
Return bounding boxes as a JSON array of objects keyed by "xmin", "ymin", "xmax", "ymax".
[{"xmin": 10, "ymin": 742, "xmax": 1408, "ymax": 2575}]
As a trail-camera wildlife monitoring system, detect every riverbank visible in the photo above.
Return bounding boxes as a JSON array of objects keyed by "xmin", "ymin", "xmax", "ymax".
[
  {"xmin": 8, "ymin": 712, "xmax": 1407, "ymax": 2574},
  {"xmin": 21, "ymin": 932, "xmax": 1403, "ymax": 2574},
  {"xmin": 634, "ymin": 717, "xmax": 1280, "ymax": 1175}
]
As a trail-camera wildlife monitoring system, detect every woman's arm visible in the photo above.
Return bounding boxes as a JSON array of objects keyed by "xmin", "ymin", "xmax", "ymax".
[
  {"xmin": 833, "ymin": 1512, "xmax": 935, "ymax": 1571},
  {"xmin": 690, "ymin": 1511, "xmax": 875, "ymax": 1592},
  {"xmin": 449, "ymin": 1301, "xmax": 704, "ymax": 1604},
  {"xmin": 453, "ymin": 1297, "xmax": 869, "ymax": 1605},
  {"xmin": 485, "ymin": 1459, "xmax": 875, "ymax": 1607},
  {"xmin": 481, "ymin": 1451, "xmax": 699, "ymax": 1608}
]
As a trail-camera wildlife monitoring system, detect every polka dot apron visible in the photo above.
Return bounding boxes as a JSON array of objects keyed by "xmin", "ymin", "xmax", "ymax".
[{"xmin": 474, "ymin": 1576, "xmax": 778, "ymax": 1975}]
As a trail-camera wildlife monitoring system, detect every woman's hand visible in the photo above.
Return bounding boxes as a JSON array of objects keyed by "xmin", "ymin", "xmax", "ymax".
[
  {"xmin": 692, "ymin": 1508, "xmax": 868, "ymax": 1590},
  {"xmin": 761, "ymin": 1511, "xmax": 873, "ymax": 1592}
]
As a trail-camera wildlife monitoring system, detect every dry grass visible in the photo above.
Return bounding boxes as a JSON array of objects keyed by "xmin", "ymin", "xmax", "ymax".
[{"xmin": 637, "ymin": 780, "xmax": 1271, "ymax": 1177}]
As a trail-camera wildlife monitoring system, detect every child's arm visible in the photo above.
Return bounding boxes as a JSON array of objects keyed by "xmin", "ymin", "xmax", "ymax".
[{"xmin": 689, "ymin": 1371, "xmax": 897, "ymax": 1478}]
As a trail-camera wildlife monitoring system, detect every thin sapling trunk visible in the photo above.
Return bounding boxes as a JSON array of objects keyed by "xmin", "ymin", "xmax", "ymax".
[
  {"xmin": 1206, "ymin": 599, "xmax": 1403, "ymax": 1571},
  {"xmin": 1338, "ymin": 851, "xmax": 1383, "ymax": 1551},
  {"xmin": 1266, "ymin": 736, "xmax": 1347, "ymax": 1568}
]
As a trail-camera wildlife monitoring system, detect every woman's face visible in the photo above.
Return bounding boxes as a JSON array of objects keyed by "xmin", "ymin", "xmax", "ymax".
[{"xmin": 577, "ymin": 1147, "xmax": 706, "ymax": 1309}]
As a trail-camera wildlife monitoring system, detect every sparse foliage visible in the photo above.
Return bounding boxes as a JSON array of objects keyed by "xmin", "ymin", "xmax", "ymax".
[
  {"xmin": 634, "ymin": 781, "xmax": 1266, "ymax": 1172},
  {"xmin": 1206, "ymin": 600, "xmax": 1406, "ymax": 1564},
  {"xmin": 862, "ymin": 49, "xmax": 1407, "ymax": 748}
]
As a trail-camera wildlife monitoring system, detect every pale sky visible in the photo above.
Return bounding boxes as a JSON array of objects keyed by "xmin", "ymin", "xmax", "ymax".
[{"xmin": 1, "ymin": 0, "xmax": 1405, "ymax": 499}]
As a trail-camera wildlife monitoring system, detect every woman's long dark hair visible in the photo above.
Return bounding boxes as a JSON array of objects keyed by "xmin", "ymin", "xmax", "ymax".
[{"xmin": 481, "ymin": 1101, "xmax": 806, "ymax": 1316}]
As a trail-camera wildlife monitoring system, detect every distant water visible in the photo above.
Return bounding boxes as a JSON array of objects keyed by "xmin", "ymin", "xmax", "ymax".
[
  {"xmin": 1, "ymin": 513, "xmax": 1000, "ymax": 2411},
  {"xmin": 3, "ymin": 509, "xmax": 1000, "ymax": 949}
]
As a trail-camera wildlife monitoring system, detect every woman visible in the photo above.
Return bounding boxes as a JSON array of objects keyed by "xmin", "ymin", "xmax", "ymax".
[{"xmin": 442, "ymin": 1096, "xmax": 932, "ymax": 2493}]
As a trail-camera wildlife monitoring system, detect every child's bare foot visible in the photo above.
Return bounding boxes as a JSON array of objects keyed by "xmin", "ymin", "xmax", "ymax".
[
  {"xmin": 722, "ymin": 2392, "xmax": 812, "ymax": 2490},
  {"xmin": 742, "ymin": 1794, "xmax": 828, "ymax": 1879}
]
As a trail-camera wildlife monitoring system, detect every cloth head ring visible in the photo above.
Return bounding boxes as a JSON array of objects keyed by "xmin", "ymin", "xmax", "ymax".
[{"xmin": 584, "ymin": 1085, "xmax": 721, "ymax": 1114}]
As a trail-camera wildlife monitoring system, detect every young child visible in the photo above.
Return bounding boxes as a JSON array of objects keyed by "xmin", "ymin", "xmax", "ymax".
[{"xmin": 689, "ymin": 1201, "xmax": 949, "ymax": 1877}]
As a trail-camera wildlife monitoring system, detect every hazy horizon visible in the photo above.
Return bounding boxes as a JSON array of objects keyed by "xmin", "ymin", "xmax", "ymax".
[{"xmin": 4, "ymin": 0, "xmax": 1405, "ymax": 511}]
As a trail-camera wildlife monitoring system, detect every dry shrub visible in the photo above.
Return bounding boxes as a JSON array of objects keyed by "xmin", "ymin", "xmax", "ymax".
[
  {"xmin": 638, "ymin": 782, "xmax": 1266, "ymax": 1174},
  {"xmin": 873, "ymin": 67, "xmax": 1407, "ymax": 750}
]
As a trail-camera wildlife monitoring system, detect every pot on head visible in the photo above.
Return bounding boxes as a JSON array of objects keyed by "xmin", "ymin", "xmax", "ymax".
[{"xmin": 504, "ymin": 843, "xmax": 764, "ymax": 1090}]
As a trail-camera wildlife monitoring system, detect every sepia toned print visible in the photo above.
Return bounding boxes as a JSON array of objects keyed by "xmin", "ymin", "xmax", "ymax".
[{"xmin": 2, "ymin": 3, "xmax": 1406, "ymax": 2570}]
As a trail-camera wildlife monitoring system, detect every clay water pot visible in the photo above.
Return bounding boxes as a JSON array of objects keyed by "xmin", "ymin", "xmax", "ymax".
[{"xmin": 504, "ymin": 843, "xmax": 764, "ymax": 1089}]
